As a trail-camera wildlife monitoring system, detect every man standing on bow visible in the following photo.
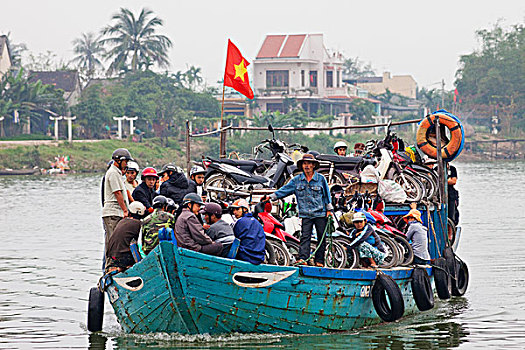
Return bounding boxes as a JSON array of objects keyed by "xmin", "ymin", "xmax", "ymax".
[
  {"xmin": 266, "ymin": 154, "xmax": 333, "ymax": 267},
  {"xmin": 102, "ymin": 148, "xmax": 133, "ymax": 269}
]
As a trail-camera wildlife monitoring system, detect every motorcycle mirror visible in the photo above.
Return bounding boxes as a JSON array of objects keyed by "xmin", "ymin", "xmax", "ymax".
[{"xmin": 268, "ymin": 124, "xmax": 276, "ymax": 139}]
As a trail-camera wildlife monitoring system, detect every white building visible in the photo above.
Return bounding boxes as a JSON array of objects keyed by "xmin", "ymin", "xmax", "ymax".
[
  {"xmin": 0, "ymin": 35, "xmax": 12, "ymax": 81},
  {"xmin": 253, "ymin": 33, "xmax": 364, "ymax": 118}
]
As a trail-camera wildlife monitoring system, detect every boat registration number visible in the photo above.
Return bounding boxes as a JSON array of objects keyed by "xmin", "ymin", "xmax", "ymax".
[{"xmin": 360, "ymin": 285, "xmax": 371, "ymax": 298}]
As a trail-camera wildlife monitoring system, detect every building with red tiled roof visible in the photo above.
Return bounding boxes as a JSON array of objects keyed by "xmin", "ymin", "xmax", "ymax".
[{"xmin": 252, "ymin": 33, "xmax": 381, "ymax": 128}]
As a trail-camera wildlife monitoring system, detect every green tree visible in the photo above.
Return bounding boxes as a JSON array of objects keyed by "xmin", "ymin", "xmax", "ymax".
[
  {"xmin": 455, "ymin": 22, "xmax": 524, "ymax": 133},
  {"xmin": 348, "ymin": 99, "xmax": 376, "ymax": 122},
  {"xmin": 71, "ymin": 32, "xmax": 105, "ymax": 82},
  {"xmin": 71, "ymin": 85, "xmax": 111, "ymax": 138},
  {"xmin": 185, "ymin": 66, "xmax": 203, "ymax": 91},
  {"xmin": 343, "ymin": 57, "xmax": 376, "ymax": 78},
  {"xmin": 101, "ymin": 7, "xmax": 173, "ymax": 76},
  {"xmin": 0, "ymin": 68, "xmax": 67, "ymax": 136}
]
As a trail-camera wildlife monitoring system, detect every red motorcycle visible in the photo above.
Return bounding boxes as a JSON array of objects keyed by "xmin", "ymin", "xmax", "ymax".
[{"xmin": 254, "ymin": 201, "xmax": 300, "ymax": 266}]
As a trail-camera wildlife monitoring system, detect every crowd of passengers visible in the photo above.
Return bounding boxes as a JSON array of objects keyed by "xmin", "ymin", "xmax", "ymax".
[
  {"xmin": 102, "ymin": 144, "xmax": 445, "ymax": 273},
  {"xmin": 102, "ymin": 148, "xmax": 267, "ymax": 273}
]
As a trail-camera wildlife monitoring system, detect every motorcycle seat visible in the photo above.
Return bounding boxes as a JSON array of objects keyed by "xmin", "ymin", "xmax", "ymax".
[
  {"xmin": 209, "ymin": 157, "xmax": 261, "ymax": 168},
  {"xmin": 316, "ymin": 154, "xmax": 362, "ymax": 164}
]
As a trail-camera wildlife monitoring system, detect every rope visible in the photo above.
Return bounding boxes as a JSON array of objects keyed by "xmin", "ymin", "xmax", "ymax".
[
  {"xmin": 424, "ymin": 202, "xmax": 442, "ymax": 258},
  {"xmin": 295, "ymin": 216, "xmax": 334, "ymax": 266}
]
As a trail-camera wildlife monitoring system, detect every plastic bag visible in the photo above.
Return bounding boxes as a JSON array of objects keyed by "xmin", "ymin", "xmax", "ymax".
[
  {"xmin": 360, "ymin": 165, "xmax": 379, "ymax": 183},
  {"xmin": 378, "ymin": 179, "xmax": 407, "ymax": 203}
]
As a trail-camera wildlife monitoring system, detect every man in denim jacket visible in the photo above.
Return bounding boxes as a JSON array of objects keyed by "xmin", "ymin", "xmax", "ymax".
[{"xmin": 268, "ymin": 154, "xmax": 333, "ymax": 267}]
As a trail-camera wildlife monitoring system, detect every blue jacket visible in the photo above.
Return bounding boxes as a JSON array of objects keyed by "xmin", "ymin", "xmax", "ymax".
[
  {"xmin": 270, "ymin": 172, "xmax": 333, "ymax": 218},
  {"xmin": 233, "ymin": 213, "xmax": 266, "ymax": 265}
]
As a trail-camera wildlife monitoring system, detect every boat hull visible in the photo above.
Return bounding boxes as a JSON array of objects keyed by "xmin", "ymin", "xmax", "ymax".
[{"xmin": 106, "ymin": 242, "xmax": 429, "ymax": 334}]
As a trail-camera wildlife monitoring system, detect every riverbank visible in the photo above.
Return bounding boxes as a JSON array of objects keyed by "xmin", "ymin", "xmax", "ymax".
[{"xmin": 0, "ymin": 138, "xmax": 187, "ymax": 172}]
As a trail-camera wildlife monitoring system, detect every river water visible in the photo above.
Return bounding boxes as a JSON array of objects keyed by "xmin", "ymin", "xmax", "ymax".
[{"xmin": 1, "ymin": 161, "xmax": 524, "ymax": 349}]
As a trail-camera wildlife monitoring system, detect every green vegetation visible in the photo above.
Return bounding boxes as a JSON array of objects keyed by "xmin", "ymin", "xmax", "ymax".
[
  {"xmin": 455, "ymin": 22, "xmax": 524, "ymax": 134},
  {"xmin": 71, "ymin": 71, "xmax": 220, "ymax": 139},
  {"xmin": 0, "ymin": 139, "xmax": 184, "ymax": 172}
]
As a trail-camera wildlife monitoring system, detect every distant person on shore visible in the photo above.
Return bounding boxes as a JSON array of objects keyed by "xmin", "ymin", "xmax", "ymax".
[
  {"xmin": 230, "ymin": 199, "xmax": 266, "ymax": 265},
  {"xmin": 105, "ymin": 202, "xmax": 146, "ymax": 273},
  {"xmin": 333, "ymin": 141, "xmax": 348, "ymax": 156},
  {"xmin": 124, "ymin": 161, "xmax": 140, "ymax": 197},
  {"xmin": 403, "ymin": 209, "xmax": 430, "ymax": 265},
  {"xmin": 132, "ymin": 167, "xmax": 158, "ymax": 212},
  {"xmin": 174, "ymin": 193, "xmax": 223, "ymax": 256},
  {"xmin": 188, "ymin": 166, "xmax": 207, "ymax": 199},
  {"xmin": 141, "ymin": 195, "xmax": 175, "ymax": 255},
  {"xmin": 159, "ymin": 163, "xmax": 190, "ymax": 205},
  {"xmin": 102, "ymin": 148, "xmax": 133, "ymax": 269}
]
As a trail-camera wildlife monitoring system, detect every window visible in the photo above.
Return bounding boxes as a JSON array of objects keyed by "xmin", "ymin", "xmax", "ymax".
[
  {"xmin": 301, "ymin": 70, "xmax": 305, "ymax": 87},
  {"xmin": 337, "ymin": 70, "xmax": 340, "ymax": 88},
  {"xmin": 266, "ymin": 70, "xmax": 289, "ymax": 88},
  {"xmin": 266, "ymin": 103, "xmax": 284, "ymax": 113},
  {"xmin": 326, "ymin": 71, "xmax": 333, "ymax": 88},
  {"xmin": 309, "ymin": 71, "xmax": 318, "ymax": 87}
]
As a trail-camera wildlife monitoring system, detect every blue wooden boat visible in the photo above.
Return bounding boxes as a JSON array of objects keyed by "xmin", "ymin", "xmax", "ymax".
[{"xmin": 101, "ymin": 203, "xmax": 452, "ymax": 335}]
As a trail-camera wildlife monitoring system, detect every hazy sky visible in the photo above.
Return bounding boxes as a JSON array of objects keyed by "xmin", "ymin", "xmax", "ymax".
[{"xmin": 2, "ymin": 1, "xmax": 523, "ymax": 90}]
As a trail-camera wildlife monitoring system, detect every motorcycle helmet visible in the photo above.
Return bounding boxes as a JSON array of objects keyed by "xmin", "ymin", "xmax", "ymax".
[
  {"xmin": 152, "ymin": 195, "xmax": 169, "ymax": 209},
  {"xmin": 129, "ymin": 201, "xmax": 146, "ymax": 216},
  {"xmin": 182, "ymin": 193, "xmax": 205, "ymax": 206},
  {"xmin": 230, "ymin": 198, "xmax": 250, "ymax": 210},
  {"xmin": 141, "ymin": 167, "xmax": 159, "ymax": 180},
  {"xmin": 333, "ymin": 141, "xmax": 348, "ymax": 152},
  {"xmin": 112, "ymin": 148, "xmax": 133, "ymax": 161},
  {"xmin": 190, "ymin": 165, "xmax": 206, "ymax": 178},
  {"xmin": 126, "ymin": 161, "xmax": 139, "ymax": 173}
]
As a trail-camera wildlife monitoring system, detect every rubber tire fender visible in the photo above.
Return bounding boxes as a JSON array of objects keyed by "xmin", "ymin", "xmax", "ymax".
[
  {"xmin": 451, "ymin": 259, "xmax": 469, "ymax": 296},
  {"xmin": 434, "ymin": 257, "xmax": 452, "ymax": 300},
  {"xmin": 87, "ymin": 286, "xmax": 105, "ymax": 332},
  {"xmin": 443, "ymin": 247, "xmax": 457, "ymax": 286},
  {"xmin": 411, "ymin": 267, "xmax": 435, "ymax": 311},
  {"xmin": 372, "ymin": 273, "xmax": 405, "ymax": 322}
]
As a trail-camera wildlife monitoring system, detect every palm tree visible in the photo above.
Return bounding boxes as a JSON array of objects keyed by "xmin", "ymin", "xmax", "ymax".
[
  {"xmin": 71, "ymin": 32, "xmax": 105, "ymax": 81},
  {"xmin": 185, "ymin": 66, "xmax": 203, "ymax": 90},
  {"xmin": 171, "ymin": 71, "xmax": 187, "ymax": 88},
  {"xmin": 101, "ymin": 7, "xmax": 173, "ymax": 76}
]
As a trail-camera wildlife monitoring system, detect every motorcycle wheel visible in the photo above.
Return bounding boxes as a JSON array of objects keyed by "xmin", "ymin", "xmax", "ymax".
[
  {"xmin": 268, "ymin": 239, "xmax": 291, "ymax": 266},
  {"xmin": 415, "ymin": 172, "xmax": 437, "ymax": 201},
  {"xmin": 204, "ymin": 173, "xmax": 238, "ymax": 200},
  {"xmin": 392, "ymin": 171, "xmax": 425, "ymax": 202},
  {"xmin": 319, "ymin": 171, "xmax": 346, "ymax": 185},
  {"xmin": 324, "ymin": 241, "xmax": 348, "ymax": 268},
  {"xmin": 263, "ymin": 240, "xmax": 277, "ymax": 265},
  {"xmin": 377, "ymin": 234, "xmax": 399, "ymax": 268},
  {"xmin": 334, "ymin": 236, "xmax": 360, "ymax": 269},
  {"xmin": 285, "ymin": 241, "xmax": 300, "ymax": 264},
  {"xmin": 393, "ymin": 235, "xmax": 414, "ymax": 266}
]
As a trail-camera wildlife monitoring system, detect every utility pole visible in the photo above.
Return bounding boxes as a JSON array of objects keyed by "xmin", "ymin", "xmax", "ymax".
[
  {"xmin": 63, "ymin": 116, "xmax": 76, "ymax": 143},
  {"xmin": 49, "ymin": 115, "xmax": 63, "ymax": 141},
  {"xmin": 441, "ymin": 79, "xmax": 445, "ymax": 110}
]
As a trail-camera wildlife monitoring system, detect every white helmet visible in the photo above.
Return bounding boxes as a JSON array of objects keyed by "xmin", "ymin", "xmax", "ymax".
[
  {"xmin": 127, "ymin": 161, "xmax": 140, "ymax": 173},
  {"xmin": 333, "ymin": 141, "xmax": 348, "ymax": 151},
  {"xmin": 190, "ymin": 165, "xmax": 206, "ymax": 177},
  {"xmin": 129, "ymin": 201, "xmax": 146, "ymax": 216}
]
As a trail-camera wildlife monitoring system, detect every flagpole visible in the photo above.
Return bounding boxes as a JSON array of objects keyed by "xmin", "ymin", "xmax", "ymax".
[{"xmin": 219, "ymin": 83, "xmax": 226, "ymax": 158}]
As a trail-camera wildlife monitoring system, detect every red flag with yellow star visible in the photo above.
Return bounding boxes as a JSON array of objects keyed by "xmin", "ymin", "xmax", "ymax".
[{"xmin": 224, "ymin": 39, "xmax": 254, "ymax": 99}]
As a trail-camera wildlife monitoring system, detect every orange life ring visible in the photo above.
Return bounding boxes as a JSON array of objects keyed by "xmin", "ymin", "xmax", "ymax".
[{"xmin": 416, "ymin": 113, "xmax": 463, "ymax": 160}]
